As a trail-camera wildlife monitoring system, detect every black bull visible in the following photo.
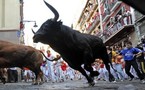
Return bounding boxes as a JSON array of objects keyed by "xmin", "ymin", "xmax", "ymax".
[{"xmin": 33, "ymin": 0, "xmax": 115, "ymax": 86}]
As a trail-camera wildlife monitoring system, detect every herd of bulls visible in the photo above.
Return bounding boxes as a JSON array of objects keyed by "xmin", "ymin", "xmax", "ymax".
[{"xmin": 0, "ymin": 0, "xmax": 144, "ymax": 86}]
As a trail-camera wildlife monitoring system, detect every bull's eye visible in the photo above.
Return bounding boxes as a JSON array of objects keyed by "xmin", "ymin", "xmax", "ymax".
[{"xmin": 42, "ymin": 24, "xmax": 48, "ymax": 30}]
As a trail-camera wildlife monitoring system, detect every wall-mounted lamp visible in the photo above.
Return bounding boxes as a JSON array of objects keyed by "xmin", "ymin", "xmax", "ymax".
[
  {"xmin": 33, "ymin": 22, "xmax": 38, "ymax": 27},
  {"xmin": 22, "ymin": 20, "xmax": 38, "ymax": 28}
]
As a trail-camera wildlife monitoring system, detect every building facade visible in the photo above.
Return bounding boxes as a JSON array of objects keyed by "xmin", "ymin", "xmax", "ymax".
[
  {"xmin": 0, "ymin": 0, "xmax": 23, "ymax": 44},
  {"xmin": 77, "ymin": 0, "xmax": 101, "ymax": 36},
  {"xmin": 134, "ymin": 11, "xmax": 145, "ymax": 41},
  {"xmin": 100, "ymin": 0, "xmax": 136, "ymax": 46},
  {"xmin": 76, "ymin": 0, "xmax": 139, "ymax": 47}
]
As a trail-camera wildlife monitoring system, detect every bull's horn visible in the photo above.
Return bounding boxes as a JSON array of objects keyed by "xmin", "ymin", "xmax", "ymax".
[
  {"xmin": 43, "ymin": 0, "xmax": 59, "ymax": 21},
  {"xmin": 31, "ymin": 28, "xmax": 36, "ymax": 34}
]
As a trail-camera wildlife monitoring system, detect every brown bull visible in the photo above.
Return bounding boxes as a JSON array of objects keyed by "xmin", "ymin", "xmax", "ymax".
[{"xmin": 0, "ymin": 40, "xmax": 44, "ymax": 85}]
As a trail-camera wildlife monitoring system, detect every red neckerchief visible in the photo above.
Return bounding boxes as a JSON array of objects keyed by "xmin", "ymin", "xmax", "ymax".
[{"xmin": 47, "ymin": 53, "xmax": 51, "ymax": 57}]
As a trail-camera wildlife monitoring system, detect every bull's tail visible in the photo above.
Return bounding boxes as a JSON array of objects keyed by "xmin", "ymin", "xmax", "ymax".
[{"xmin": 39, "ymin": 50, "xmax": 60, "ymax": 61}]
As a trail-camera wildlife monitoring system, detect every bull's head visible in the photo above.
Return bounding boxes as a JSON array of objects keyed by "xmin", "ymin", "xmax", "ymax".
[{"xmin": 33, "ymin": 0, "xmax": 62, "ymax": 43}]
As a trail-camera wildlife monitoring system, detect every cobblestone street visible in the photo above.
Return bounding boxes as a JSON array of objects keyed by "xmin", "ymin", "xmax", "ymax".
[{"xmin": 0, "ymin": 79, "xmax": 145, "ymax": 90}]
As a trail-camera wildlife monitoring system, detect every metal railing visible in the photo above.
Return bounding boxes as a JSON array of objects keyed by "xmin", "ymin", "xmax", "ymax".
[
  {"xmin": 103, "ymin": 15, "xmax": 133, "ymax": 41},
  {"xmin": 86, "ymin": 16, "xmax": 100, "ymax": 33}
]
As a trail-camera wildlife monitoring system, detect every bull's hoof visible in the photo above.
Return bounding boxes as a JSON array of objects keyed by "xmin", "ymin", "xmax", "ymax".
[
  {"xmin": 32, "ymin": 82, "xmax": 39, "ymax": 85},
  {"xmin": 32, "ymin": 82, "xmax": 44, "ymax": 85},
  {"xmin": 91, "ymin": 71, "xmax": 100, "ymax": 77},
  {"xmin": 88, "ymin": 81, "xmax": 95, "ymax": 86},
  {"xmin": 1, "ymin": 78, "xmax": 6, "ymax": 84},
  {"xmin": 109, "ymin": 74, "xmax": 115, "ymax": 82},
  {"xmin": 2, "ymin": 81, "xmax": 6, "ymax": 84},
  {"xmin": 39, "ymin": 82, "xmax": 44, "ymax": 85}
]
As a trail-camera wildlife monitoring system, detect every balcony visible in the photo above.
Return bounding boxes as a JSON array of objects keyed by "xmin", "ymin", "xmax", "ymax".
[
  {"xmin": 86, "ymin": 16, "xmax": 100, "ymax": 33},
  {"xmin": 110, "ymin": 0, "xmax": 122, "ymax": 12},
  {"xmin": 100, "ymin": 0, "xmax": 105, "ymax": 3},
  {"xmin": 103, "ymin": 24, "xmax": 134, "ymax": 46},
  {"xmin": 85, "ymin": 10, "xmax": 94, "ymax": 22},
  {"xmin": 135, "ymin": 15, "xmax": 145, "ymax": 24},
  {"xmin": 85, "ymin": 3, "xmax": 98, "ymax": 22},
  {"xmin": 96, "ymin": 31, "xmax": 103, "ymax": 38},
  {"xmin": 80, "ymin": 15, "xmax": 86, "ymax": 27},
  {"xmin": 102, "ymin": 10, "xmax": 110, "ymax": 22},
  {"xmin": 103, "ymin": 18, "xmax": 134, "ymax": 45}
]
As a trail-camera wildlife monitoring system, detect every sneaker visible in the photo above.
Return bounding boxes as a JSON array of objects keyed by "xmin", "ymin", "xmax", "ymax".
[
  {"xmin": 129, "ymin": 77, "xmax": 134, "ymax": 81},
  {"xmin": 141, "ymin": 80, "xmax": 145, "ymax": 84},
  {"xmin": 94, "ymin": 80, "xmax": 97, "ymax": 83},
  {"xmin": 121, "ymin": 80, "xmax": 124, "ymax": 82},
  {"xmin": 113, "ymin": 80, "xmax": 117, "ymax": 83}
]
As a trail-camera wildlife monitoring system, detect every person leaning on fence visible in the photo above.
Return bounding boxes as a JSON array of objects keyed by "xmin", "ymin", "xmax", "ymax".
[{"xmin": 120, "ymin": 41, "xmax": 145, "ymax": 83}]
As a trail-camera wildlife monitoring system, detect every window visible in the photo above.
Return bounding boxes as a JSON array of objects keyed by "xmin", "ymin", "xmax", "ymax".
[{"xmin": 121, "ymin": 6, "xmax": 125, "ymax": 14}]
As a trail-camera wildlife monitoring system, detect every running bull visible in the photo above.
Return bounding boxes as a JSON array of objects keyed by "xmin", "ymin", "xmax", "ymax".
[
  {"xmin": 0, "ymin": 40, "xmax": 44, "ymax": 85},
  {"xmin": 33, "ymin": 0, "xmax": 115, "ymax": 86}
]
